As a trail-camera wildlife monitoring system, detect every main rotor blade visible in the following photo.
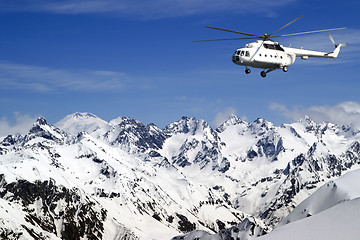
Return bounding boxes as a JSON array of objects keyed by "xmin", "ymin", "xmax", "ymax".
[
  {"xmin": 193, "ymin": 37, "xmax": 259, "ymax": 42},
  {"xmin": 272, "ymin": 27, "xmax": 346, "ymax": 37},
  {"xmin": 205, "ymin": 26, "xmax": 263, "ymax": 38},
  {"xmin": 269, "ymin": 15, "xmax": 304, "ymax": 37}
]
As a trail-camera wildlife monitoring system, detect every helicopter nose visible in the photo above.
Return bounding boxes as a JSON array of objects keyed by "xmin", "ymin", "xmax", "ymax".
[{"xmin": 232, "ymin": 54, "xmax": 240, "ymax": 62}]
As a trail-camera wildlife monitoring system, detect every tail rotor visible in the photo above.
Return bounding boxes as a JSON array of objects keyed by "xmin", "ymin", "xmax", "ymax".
[
  {"xmin": 328, "ymin": 33, "xmax": 348, "ymax": 48},
  {"xmin": 326, "ymin": 33, "xmax": 348, "ymax": 59}
]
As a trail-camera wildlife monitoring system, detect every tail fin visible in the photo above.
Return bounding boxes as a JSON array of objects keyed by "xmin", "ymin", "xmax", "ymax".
[
  {"xmin": 327, "ymin": 33, "xmax": 347, "ymax": 58},
  {"xmin": 327, "ymin": 43, "xmax": 347, "ymax": 59},
  {"xmin": 327, "ymin": 45, "xmax": 340, "ymax": 59}
]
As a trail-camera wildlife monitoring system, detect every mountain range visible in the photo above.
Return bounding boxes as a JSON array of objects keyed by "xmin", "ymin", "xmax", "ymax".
[{"xmin": 1, "ymin": 112, "xmax": 360, "ymax": 239}]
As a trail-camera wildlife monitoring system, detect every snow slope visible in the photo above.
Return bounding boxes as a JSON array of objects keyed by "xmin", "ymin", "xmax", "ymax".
[
  {"xmin": 278, "ymin": 168, "xmax": 360, "ymax": 227},
  {"xmin": 257, "ymin": 198, "xmax": 360, "ymax": 240},
  {"xmin": 258, "ymin": 169, "xmax": 360, "ymax": 240},
  {"xmin": 258, "ymin": 170, "xmax": 360, "ymax": 240}
]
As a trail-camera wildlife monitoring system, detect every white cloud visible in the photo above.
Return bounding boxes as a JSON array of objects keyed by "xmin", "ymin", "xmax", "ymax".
[
  {"xmin": 0, "ymin": 0, "xmax": 296, "ymax": 19},
  {"xmin": 0, "ymin": 61, "xmax": 133, "ymax": 92},
  {"xmin": 270, "ymin": 101, "xmax": 360, "ymax": 129},
  {"xmin": 0, "ymin": 113, "xmax": 38, "ymax": 137}
]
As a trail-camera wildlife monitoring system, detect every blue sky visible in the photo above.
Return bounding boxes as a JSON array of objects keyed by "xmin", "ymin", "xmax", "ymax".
[{"xmin": 0, "ymin": 0, "xmax": 360, "ymax": 134}]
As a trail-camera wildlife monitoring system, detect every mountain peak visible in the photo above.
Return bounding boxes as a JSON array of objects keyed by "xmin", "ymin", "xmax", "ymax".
[
  {"xmin": 298, "ymin": 115, "xmax": 316, "ymax": 125},
  {"xmin": 217, "ymin": 115, "xmax": 248, "ymax": 132},
  {"xmin": 56, "ymin": 112, "xmax": 108, "ymax": 136},
  {"xmin": 58, "ymin": 112, "xmax": 103, "ymax": 123},
  {"xmin": 35, "ymin": 116, "xmax": 48, "ymax": 126},
  {"xmin": 71, "ymin": 112, "xmax": 99, "ymax": 119},
  {"xmin": 165, "ymin": 116, "xmax": 210, "ymax": 135},
  {"xmin": 28, "ymin": 117, "xmax": 67, "ymax": 143},
  {"xmin": 108, "ymin": 116, "xmax": 137, "ymax": 126},
  {"xmin": 249, "ymin": 118, "xmax": 275, "ymax": 133},
  {"xmin": 254, "ymin": 117, "xmax": 268, "ymax": 124}
]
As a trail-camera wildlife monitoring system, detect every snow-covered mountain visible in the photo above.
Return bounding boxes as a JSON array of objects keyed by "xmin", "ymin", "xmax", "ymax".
[
  {"xmin": 55, "ymin": 112, "xmax": 109, "ymax": 137},
  {"xmin": 1, "ymin": 112, "xmax": 360, "ymax": 239}
]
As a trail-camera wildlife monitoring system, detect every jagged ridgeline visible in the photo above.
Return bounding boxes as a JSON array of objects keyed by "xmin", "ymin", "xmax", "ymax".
[{"xmin": 1, "ymin": 113, "xmax": 360, "ymax": 239}]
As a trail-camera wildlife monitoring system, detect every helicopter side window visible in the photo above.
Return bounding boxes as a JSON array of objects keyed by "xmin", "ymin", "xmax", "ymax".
[
  {"xmin": 241, "ymin": 51, "xmax": 245, "ymax": 56},
  {"xmin": 245, "ymin": 51, "xmax": 250, "ymax": 57},
  {"xmin": 236, "ymin": 50, "xmax": 240, "ymax": 55}
]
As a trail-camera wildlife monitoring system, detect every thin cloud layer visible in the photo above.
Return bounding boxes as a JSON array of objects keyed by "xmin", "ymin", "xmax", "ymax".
[
  {"xmin": 0, "ymin": 62, "xmax": 132, "ymax": 92},
  {"xmin": 0, "ymin": 0, "xmax": 295, "ymax": 19},
  {"xmin": 270, "ymin": 101, "xmax": 360, "ymax": 129}
]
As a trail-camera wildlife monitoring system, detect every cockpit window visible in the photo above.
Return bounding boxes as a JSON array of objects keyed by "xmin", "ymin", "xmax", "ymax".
[
  {"xmin": 236, "ymin": 50, "xmax": 241, "ymax": 55},
  {"xmin": 245, "ymin": 51, "xmax": 250, "ymax": 57},
  {"xmin": 241, "ymin": 51, "xmax": 245, "ymax": 56}
]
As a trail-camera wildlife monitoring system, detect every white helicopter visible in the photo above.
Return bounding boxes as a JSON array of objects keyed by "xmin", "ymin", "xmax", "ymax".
[{"xmin": 194, "ymin": 15, "xmax": 347, "ymax": 77}]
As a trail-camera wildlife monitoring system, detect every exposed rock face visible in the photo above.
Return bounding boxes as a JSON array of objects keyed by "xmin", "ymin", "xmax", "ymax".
[{"xmin": 0, "ymin": 175, "xmax": 106, "ymax": 240}]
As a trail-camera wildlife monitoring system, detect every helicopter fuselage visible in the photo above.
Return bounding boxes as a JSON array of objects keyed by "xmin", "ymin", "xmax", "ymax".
[
  {"xmin": 231, "ymin": 39, "xmax": 343, "ymax": 77},
  {"xmin": 232, "ymin": 40, "xmax": 296, "ymax": 70}
]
